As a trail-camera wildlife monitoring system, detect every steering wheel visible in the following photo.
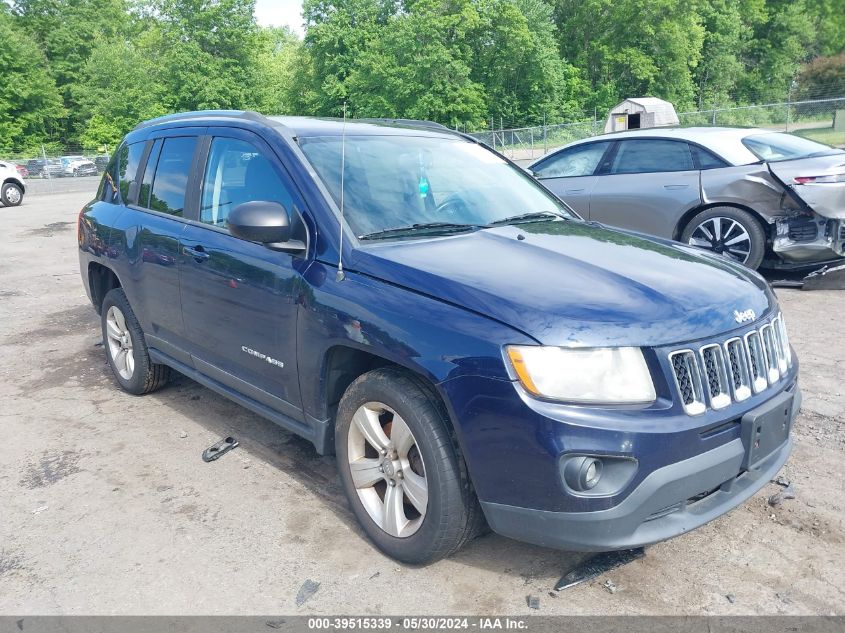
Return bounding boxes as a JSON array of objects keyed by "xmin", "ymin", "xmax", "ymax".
[{"xmin": 435, "ymin": 194, "xmax": 469, "ymax": 218}]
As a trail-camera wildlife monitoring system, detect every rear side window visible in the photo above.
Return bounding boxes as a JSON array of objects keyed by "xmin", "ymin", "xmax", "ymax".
[
  {"xmin": 610, "ymin": 139, "xmax": 693, "ymax": 174},
  {"xmin": 535, "ymin": 142, "xmax": 611, "ymax": 178},
  {"xmin": 147, "ymin": 137, "xmax": 198, "ymax": 217},
  {"xmin": 690, "ymin": 145, "xmax": 728, "ymax": 169},
  {"xmin": 118, "ymin": 142, "xmax": 145, "ymax": 202}
]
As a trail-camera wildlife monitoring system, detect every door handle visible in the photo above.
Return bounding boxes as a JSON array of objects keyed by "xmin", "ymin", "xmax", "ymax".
[
  {"xmin": 663, "ymin": 184, "xmax": 689, "ymax": 190},
  {"xmin": 183, "ymin": 245, "xmax": 210, "ymax": 262},
  {"xmin": 564, "ymin": 188, "xmax": 585, "ymax": 194}
]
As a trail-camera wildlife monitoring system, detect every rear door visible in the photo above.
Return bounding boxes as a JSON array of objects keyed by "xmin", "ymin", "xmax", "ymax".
[
  {"xmin": 588, "ymin": 138, "xmax": 701, "ymax": 238},
  {"xmin": 532, "ymin": 141, "xmax": 612, "ymax": 216},
  {"xmin": 129, "ymin": 130, "xmax": 204, "ymax": 365},
  {"xmin": 178, "ymin": 127, "xmax": 307, "ymax": 418}
]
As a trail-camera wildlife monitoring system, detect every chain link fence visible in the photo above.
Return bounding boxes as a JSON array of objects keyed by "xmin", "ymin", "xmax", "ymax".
[{"xmin": 467, "ymin": 96, "xmax": 845, "ymax": 162}]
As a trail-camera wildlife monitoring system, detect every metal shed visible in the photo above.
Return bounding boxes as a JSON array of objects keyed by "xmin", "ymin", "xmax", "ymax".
[{"xmin": 604, "ymin": 97, "xmax": 679, "ymax": 133}]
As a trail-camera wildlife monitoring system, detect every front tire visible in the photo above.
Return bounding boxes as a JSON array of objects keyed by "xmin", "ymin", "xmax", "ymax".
[
  {"xmin": 1, "ymin": 183, "xmax": 23, "ymax": 206},
  {"xmin": 101, "ymin": 288, "xmax": 170, "ymax": 395},
  {"xmin": 681, "ymin": 206, "xmax": 766, "ymax": 269},
  {"xmin": 335, "ymin": 367, "xmax": 484, "ymax": 564}
]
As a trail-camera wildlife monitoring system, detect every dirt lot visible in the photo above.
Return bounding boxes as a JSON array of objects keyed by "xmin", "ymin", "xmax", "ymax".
[{"xmin": 0, "ymin": 191, "xmax": 843, "ymax": 615}]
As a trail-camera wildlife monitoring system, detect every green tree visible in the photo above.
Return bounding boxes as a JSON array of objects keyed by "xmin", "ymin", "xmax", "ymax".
[
  {"xmin": 805, "ymin": 0, "xmax": 845, "ymax": 57},
  {"xmin": 75, "ymin": 36, "xmax": 168, "ymax": 148},
  {"xmin": 301, "ymin": 0, "xmax": 388, "ymax": 116},
  {"xmin": 139, "ymin": 0, "xmax": 266, "ymax": 111},
  {"xmin": 470, "ymin": 0, "xmax": 585, "ymax": 126},
  {"xmin": 693, "ymin": 0, "xmax": 749, "ymax": 109},
  {"xmin": 344, "ymin": 0, "xmax": 488, "ymax": 125},
  {"xmin": 13, "ymin": 0, "xmax": 130, "ymax": 140},
  {"xmin": 552, "ymin": 0, "xmax": 704, "ymax": 113},
  {"xmin": 796, "ymin": 53, "xmax": 845, "ymax": 100},
  {"xmin": 254, "ymin": 26, "xmax": 307, "ymax": 115},
  {"xmin": 737, "ymin": 0, "xmax": 816, "ymax": 104},
  {"xmin": 0, "ymin": 5, "xmax": 65, "ymax": 152}
]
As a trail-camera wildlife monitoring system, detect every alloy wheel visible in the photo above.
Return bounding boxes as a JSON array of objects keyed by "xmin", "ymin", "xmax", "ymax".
[
  {"xmin": 105, "ymin": 305, "xmax": 135, "ymax": 380},
  {"xmin": 347, "ymin": 402, "xmax": 428, "ymax": 538},
  {"xmin": 687, "ymin": 216, "xmax": 752, "ymax": 263}
]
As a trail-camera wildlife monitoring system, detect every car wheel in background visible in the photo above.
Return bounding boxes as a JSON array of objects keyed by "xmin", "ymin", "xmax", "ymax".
[
  {"xmin": 335, "ymin": 367, "xmax": 485, "ymax": 564},
  {"xmin": 101, "ymin": 288, "xmax": 170, "ymax": 395},
  {"xmin": 1, "ymin": 183, "xmax": 23, "ymax": 206},
  {"xmin": 682, "ymin": 206, "xmax": 766, "ymax": 269}
]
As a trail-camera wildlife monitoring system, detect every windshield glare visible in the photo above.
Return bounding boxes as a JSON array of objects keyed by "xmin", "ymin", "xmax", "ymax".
[
  {"xmin": 741, "ymin": 132, "xmax": 841, "ymax": 162},
  {"xmin": 299, "ymin": 135, "xmax": 573, "ymax": 237}
]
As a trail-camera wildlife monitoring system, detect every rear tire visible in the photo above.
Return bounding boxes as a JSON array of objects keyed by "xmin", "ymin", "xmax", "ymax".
[
  {"xmin": 681, "ymin": 206, "xmax": 766, "ymax": 269},
  {"xmin": 335, "ymin": 367, "xmax": 485, "ymax": 564},
  {"xmin": 101, "ymin": 288, "xmax": 170, "ymax": 395},
  {"xmin": 1, "ymin": 183, "xmax": 23, "ymax": 206}
]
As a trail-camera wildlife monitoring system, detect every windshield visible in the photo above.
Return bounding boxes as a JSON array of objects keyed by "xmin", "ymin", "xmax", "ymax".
[
  {"xmin": 741, "ymin": 132, "xmax": 842, "ymax": 162},
  {"xmin": 299, "ymin": 135, "xmax": 574, "ymax": 238}
]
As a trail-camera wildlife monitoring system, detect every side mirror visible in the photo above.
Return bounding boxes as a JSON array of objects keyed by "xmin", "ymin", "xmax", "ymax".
[{"xmin": 228, "ymin": 201, "xmax": 303, "ymax": 252}]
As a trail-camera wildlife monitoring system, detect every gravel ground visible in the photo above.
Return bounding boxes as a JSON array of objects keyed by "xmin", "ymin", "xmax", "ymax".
[{"xmin": 0, "ymin": 191, "xmax": 843, "ymax": 615}]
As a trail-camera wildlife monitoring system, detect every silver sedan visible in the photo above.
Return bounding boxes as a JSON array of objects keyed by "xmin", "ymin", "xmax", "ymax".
[{"xmin": 530, "ymin": 127, "xmax": 845, "ymax": 269}]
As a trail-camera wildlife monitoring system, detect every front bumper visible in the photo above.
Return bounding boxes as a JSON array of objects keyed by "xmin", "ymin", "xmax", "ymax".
[{"xmin": 481, "ymin": 387, "xmax": 799, "ymax": 551}]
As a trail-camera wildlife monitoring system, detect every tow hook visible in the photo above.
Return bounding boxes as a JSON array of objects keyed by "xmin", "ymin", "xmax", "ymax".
[{"xmin": 202, "ymin": 436, "xmax": 239, "ymax": 462}]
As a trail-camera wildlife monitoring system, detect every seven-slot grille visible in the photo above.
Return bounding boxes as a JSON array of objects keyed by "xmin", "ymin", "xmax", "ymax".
[{"xmin": 669, "ymin": 313, "xmax": 792, "ymax": 415}]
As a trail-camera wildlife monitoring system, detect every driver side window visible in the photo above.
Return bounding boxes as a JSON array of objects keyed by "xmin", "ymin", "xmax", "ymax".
[
  {"xmin": 200, "ymin": 137, "xmax": 293, "ymax": 229},
  {"xmin": 535, "ymin": 142, "xmax": 611, "ymax": 178}
]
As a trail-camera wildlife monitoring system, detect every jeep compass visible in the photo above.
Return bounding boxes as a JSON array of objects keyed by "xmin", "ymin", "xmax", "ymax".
[{"xmin": 78, "ymin": 111, "xmax": 799, "ymax": 564}]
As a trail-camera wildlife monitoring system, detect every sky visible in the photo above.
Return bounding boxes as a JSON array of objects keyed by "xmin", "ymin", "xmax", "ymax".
[{"xmin": 254, "ymin": 0, "xmax": 305, "ymax": 36}]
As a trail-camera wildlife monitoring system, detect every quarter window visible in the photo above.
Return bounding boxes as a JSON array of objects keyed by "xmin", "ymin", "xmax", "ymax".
[
  {"xmin": 138, "ymin": 140, "xmax": 163, "ymax": 209},
  {"xmin": 147, "ymin": 137, "xmax": 198, "ymax": 217},
  {"xmin": 609, "ymin": 139, "xmax": 694, "ymax": 174},
  {"xmin": 690, "ymin": 145, "xmax": 728, "ymax": 169},
  {"xmin": 200, "ymin": 137, "xmax": 293, "ymax": 229},
  {"xmin": 98, "ymin": 147, "xmax": 121, "ymax": 203},
  {"xmin": 535, "ymin": 142, "xmax": 612, "ymax": 178},
  {"xmin": 118, "ymin": 142, "xmax": 145, "ymax": 202}
]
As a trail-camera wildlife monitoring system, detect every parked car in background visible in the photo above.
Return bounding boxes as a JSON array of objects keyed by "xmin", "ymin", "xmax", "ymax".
[
  {"xmin": 0, "ymin": 160, "xmax": 26, "ymax": 206},
  {"xmin": 79, "ymin": 111, "xmax": 798, "ymax": 564},
  {"xmin": 61, "ymin": 155, "xmax": 98, "ymax": 177},
  {"xmin": 530, "ymin": 127, "xmax": 845, "ymax": 269},
  {"xmin": 27, "ymin": 158, "xmax": 65, "ymax": 179},
  {"xmin": 94, "ymin": 155, "xmax": 111, "ymax": 173}
]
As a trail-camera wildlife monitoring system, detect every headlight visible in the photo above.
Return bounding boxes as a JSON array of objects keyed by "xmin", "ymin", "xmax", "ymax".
[{"xmin": 505, "ymin": 346, "xmax": 656, "ymax": 404}]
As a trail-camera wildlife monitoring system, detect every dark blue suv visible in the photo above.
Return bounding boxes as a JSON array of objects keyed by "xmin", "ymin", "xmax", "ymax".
[{"xmin": 78, "ymin": 111, "xmax": 800, "ymax": 564}]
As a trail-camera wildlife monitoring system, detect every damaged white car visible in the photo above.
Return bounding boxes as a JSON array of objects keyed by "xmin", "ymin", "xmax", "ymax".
[{"xmin": 531, "ymin": 127, "xmax": 845, "ymax": 270}]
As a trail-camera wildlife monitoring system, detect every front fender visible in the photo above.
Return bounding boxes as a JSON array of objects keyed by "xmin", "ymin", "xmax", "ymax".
[{"xmin": 296, "ymin": 261, "xmax": 535, "ymax": 423}]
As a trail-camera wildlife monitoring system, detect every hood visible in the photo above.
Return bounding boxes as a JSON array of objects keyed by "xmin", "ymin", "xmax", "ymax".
[
  {"xmin": 350, "ymin": 220, "xmax": 774, "ymax": 347},
  {"xmin": 767, "ymin": 153, "xmax": 845, "ymax": 219}
]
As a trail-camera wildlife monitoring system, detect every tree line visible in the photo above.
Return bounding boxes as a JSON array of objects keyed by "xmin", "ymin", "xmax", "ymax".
[{"xmin": 1, "ymin": 0, "xmax": 843, "ymax": 154}]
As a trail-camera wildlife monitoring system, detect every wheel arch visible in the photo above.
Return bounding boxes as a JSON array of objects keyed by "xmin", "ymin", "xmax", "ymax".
[
  {"xmin": 2, "ymin": 177, "xmax": 25, "ymax": 191},
  {"xmin": 673, "ymin": 202, "xmax": 770, "ymax": 242},
  {"xmin": 88, "ymin": 262, "xmax": 123, "ymax": 315},
  {"xmin": 319, "ymin": 344, "xmax": 456, "ymax": 455}
]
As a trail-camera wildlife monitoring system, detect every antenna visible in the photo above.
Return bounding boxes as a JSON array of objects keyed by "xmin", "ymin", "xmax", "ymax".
[{"xmin": 336, "ymin": 102, "xmax": 347, "ymax": 282}]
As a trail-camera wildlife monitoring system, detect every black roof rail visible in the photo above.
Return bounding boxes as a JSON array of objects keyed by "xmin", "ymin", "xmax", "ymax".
[
  {"xmin": 132, "ymin": 110, "xmax": 268, "ymax": 131},
  {"xmin": 356, "ymin": 118, "xmax": 453, "ymax": 132}
]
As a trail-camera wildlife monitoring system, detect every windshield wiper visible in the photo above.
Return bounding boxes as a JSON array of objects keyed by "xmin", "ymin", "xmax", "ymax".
[
  {"xmin": 358, "ymin": 222, "xmax": 482, "ymax": 240},
  {"xmin": 486, "ymin": 211, "xmax": 566, "ymax": 226}
]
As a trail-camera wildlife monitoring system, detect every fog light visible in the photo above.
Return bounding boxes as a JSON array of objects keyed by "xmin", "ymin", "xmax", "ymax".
[{"xmin": 564, "ymin": 456, "xmax": 603, "ymax": 491}]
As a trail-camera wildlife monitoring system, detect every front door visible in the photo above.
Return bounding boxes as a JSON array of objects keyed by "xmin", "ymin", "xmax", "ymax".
[
  {"xmin": 178, "ymin": 129, "xmax": 307, "ymax": 418},
  {"xmin": 534, "ymin": 140, "xmax": 613, "ymax": 217}
]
